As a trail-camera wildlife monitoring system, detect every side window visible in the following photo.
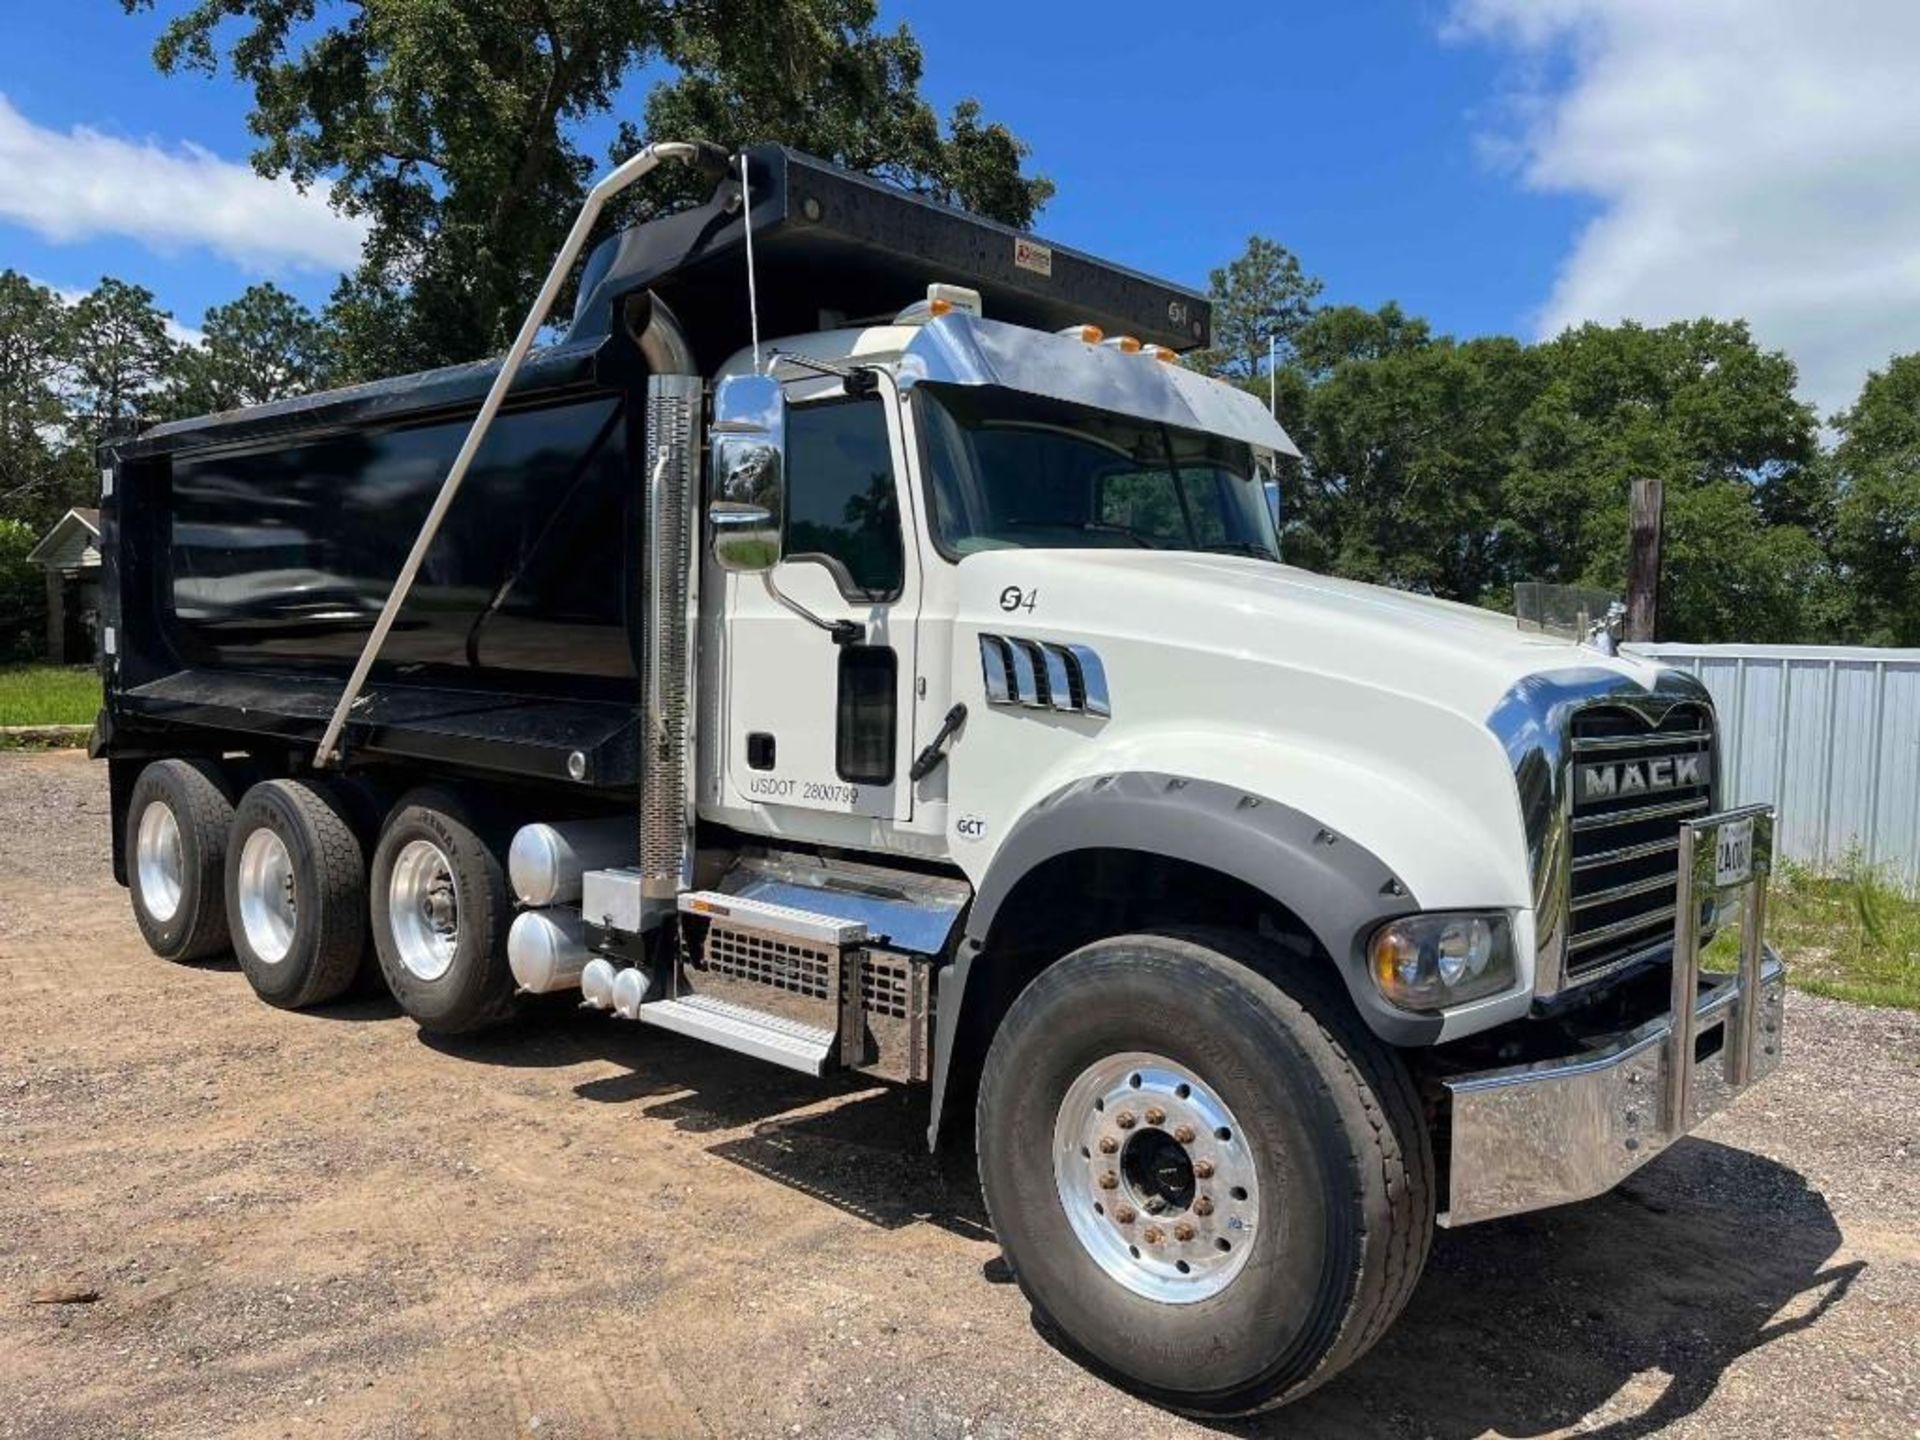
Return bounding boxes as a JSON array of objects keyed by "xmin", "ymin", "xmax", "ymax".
[{"xmin": 784, "ymin": 398, "xmax": 903, "ymax": 597}]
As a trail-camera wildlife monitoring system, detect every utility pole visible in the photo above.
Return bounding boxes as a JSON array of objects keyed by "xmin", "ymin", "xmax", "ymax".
[
  {"xmin": 1268, "ymin": 333, "xmax": 1277, "ymax": 418},
  {"xmin": 1627, "ymin": 476, "xmax": 1664, "ymax": 643}
]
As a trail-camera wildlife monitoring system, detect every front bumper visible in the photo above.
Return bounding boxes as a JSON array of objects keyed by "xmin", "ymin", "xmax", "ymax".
[{"xmin": 1441, "ymin": 946, "xmax": 1785, "ymax": 1226}]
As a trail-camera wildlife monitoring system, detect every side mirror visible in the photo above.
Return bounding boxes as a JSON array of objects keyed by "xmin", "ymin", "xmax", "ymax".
[{"xmin": 709, "ymin": 374, "xmax": 787, "ymax": 573}]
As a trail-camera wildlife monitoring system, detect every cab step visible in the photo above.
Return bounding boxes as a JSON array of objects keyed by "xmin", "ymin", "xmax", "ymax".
[
  {"xmin": 676, "ymin": 889, "xmax": 868, "ymax": 946},
  {"xmin": 635, "ymin": 993, "xmax": 838, "ymax": 1075}
]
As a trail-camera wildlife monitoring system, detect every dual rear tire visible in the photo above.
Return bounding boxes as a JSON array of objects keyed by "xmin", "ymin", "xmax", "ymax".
[
  {"xmin": 368, "ymin": 790, "xmax": 518, "ymax": 1034},
  {"xmin": 126, "ymin": 763, "xmax": 518, "ymax": 1033}
]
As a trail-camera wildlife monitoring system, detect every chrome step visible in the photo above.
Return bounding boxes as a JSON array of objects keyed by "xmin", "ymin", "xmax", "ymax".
[
  {"xmin": 677, "ymin": 890, "xmax": 868, "ymax": 946},
  {"xmin": 635, "ymin": 994, "xmax": 838, "ymax": 1076}
]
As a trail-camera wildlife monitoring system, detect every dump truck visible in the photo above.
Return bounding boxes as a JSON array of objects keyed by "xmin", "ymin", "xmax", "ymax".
[{"xmin": 90, "ymin": 140, "xmax": 1785, "ymax": 1415}]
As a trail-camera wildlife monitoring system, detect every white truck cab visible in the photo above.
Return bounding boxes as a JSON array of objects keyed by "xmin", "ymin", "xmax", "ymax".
[{"xmin": 98, "ymin": 142, "xmax": 1785, "ymax": 1416}]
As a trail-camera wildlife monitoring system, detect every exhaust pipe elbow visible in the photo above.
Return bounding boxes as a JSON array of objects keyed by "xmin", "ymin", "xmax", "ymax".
[{"xmin": 629, "ymin": 289, "xmax": 696, "ymax": 376}]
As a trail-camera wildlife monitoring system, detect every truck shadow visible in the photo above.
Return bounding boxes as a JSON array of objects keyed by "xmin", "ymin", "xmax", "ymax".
[
  {"xmin": 418, "ymin": 1010, "xmax": 1860, "ymax": 1437},
  {"xmin": 685, "ymin": 1078, "xmax": 1858, "ymax": 1436},
  {"xmin": 1241, "ymin": 1139, "xmax": 1858, "ymax": 1439}
]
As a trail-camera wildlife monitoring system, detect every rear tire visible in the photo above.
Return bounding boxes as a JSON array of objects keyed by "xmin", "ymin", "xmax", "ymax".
[
  {"xmin": 126, "ymin": 758, "xmax": 235, "ymax": 962},
  {"xmin": 975, "ymin": 928, "xmax": 1433, "ymax": 1416},
  {"xmin": 370, "ymin": 788, "xmax": 518, "ymax": 1034},
  {"xmin": 225, "ymin": 779, "xmax": 369, "ymax": 1010}
]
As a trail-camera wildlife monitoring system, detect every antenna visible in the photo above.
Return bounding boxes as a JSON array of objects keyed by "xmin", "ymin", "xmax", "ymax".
[{"xmin": 740, "ymin": 151, "xmax": 762, "ymax": 374}]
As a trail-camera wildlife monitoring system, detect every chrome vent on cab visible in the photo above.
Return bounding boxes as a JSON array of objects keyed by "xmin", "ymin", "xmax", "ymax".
[
  {"xmin": 978, "ymin": 634, "xmax": 1110, "ymax": 716},
  {"xmin": 1564, "ymin": 703, "xmax": 1714, "ymax": 981}
]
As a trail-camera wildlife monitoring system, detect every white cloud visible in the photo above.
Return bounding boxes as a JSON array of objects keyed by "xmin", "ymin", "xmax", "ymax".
[
  {"xmin": 0, "ymin": 92, "xmax": 366, "ymax": 275},
  {"xmin": 1450, "ymin": 0, "xmax": 1920, "ymax": 418}
]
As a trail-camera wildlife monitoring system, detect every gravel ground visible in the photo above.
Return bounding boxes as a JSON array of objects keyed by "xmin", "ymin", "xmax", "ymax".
[{"xmin": 2, "ymin": 748, "xmax": 1917, "ymax": 1440}]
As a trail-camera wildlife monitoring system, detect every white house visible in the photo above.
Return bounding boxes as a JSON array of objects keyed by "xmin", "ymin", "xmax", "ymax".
[{"xmin": 27, "ymin": 507, "xmax": 102, "ymax": 664}]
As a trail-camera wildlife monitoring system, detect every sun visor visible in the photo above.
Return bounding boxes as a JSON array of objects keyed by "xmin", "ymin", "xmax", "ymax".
[{"xmin": 895, "ymin": 314, "xmax": 1302, "ymax": 459}]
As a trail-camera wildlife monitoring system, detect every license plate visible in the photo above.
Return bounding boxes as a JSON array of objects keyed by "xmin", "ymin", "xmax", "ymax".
[{"xmin": 1714, "ymin": 817, "xmax": 1755, "ymax": 888}]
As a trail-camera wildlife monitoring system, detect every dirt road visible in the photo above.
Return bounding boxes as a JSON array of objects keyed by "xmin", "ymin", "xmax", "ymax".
[{"xmin": 3, "ymin": 749, "xmax": 1917, "ymax": 1439}]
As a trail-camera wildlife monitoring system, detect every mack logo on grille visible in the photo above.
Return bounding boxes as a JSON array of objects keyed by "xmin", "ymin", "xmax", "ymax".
[{"xmin": 1579, "ymin": 754, "xmax": 1706, "ymax": 801}]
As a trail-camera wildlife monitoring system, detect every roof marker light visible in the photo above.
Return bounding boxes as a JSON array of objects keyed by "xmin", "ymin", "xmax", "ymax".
[
  {"xmin": 1102, "ymin": 335, "xmax": 1143, "ymax": 354},
  {"xmin": 1056, "ymin": 323, "xmax": 1104, "ymax": 344},
  {"xmin": 1142, "ymin": 343, "xmax": 1182, "ymax": 365},
  {"xmin": 893, "ymin": 282, "xmax": 983, "ymax": 326}
]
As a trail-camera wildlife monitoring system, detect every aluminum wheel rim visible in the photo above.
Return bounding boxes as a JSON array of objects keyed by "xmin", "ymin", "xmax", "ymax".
[
  {"xmin": 236, "ymin": 827, "xmax": 297, "ymax": 964},
  {"xmin": 389, "ymin": 839, "xmax": 459, "ymax": 981},
  {"xmin": 1052, "ymin": 1051, "xmax": 1260, "ymax": 1304},
  {"xmin": 135, "ymin": 801, "xmax": 185, "ymax": 923}
]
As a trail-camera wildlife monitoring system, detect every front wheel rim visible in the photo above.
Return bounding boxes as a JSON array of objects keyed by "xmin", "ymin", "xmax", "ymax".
[
  {"xmin": 236, "ymin": 827, "xmax": 298, "ymax": 964},
  {"xmin": 1052, "ymin": 1051, "xmax": 1261, "ymax": 1304},
  {"xmin": 135, "ymin": 801, "xmax": 185, "ymax": 923},
  {"xmin": 389, "ymin": 838, "xmax": 459, "ymax": 981}
]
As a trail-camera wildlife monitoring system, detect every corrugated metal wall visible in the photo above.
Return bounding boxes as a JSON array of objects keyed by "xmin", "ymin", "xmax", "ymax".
[{"xmin": 1626, "ymin": 643, "xmax": 1920, "ymax": 890}]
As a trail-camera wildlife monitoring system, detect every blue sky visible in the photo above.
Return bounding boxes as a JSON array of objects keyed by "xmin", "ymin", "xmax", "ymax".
[
  {"xmin": 0, "ymin": 2, "xmax": 1580, "ymax": 340},
  {"xmin": 4, "ymin": 0, "xmax": 1917, "ymax": 416}
]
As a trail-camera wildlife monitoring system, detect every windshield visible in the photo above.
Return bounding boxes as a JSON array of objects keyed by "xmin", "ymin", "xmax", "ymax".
[{"xmin": 918, "ymin": 384, "xmax": 1281, "ymax": 559}]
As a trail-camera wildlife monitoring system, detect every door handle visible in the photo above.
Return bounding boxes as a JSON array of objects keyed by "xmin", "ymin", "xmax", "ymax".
[{"xmin": 910, "ymin": 703, "xmax": 969, "ymax": 782}]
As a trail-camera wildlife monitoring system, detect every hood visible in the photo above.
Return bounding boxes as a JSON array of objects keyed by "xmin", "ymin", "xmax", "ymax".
[{"xmin": 955, "ymin": 549, "xmax": 1666, "ymax": 727}]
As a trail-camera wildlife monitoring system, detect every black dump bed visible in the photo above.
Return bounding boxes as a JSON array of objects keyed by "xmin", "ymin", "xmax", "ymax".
[
  {"xmin": 97, "ymin": 146, "xmax": 1209, "ymax": 790},
  {"xmin": 568, "ymin": 144, "xmax": 1210, "ymax": 372}
]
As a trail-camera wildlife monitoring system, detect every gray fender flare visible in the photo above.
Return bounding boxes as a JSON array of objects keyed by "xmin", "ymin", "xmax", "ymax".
[{"xmin": 928, "ymin": 771, "xmax": 1436, "ymax": 1147}]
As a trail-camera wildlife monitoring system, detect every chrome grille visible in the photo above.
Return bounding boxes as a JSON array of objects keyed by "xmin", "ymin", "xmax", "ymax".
[{"xmin": 1565, "ymin": 703, "xmax": 1714, "ymax": 980}]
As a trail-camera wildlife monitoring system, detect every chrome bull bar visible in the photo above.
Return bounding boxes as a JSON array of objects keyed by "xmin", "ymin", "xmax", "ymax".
[{"xmin": 1443, "ymin": 805, "xmax": 1782, "ymax": 1226}]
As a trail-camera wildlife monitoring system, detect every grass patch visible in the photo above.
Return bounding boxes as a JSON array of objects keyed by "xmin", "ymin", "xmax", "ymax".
[
  {"xmin": 0, "ymin": 665, "xmax": 100, "ymax": 728},
  {"xmin": 1769, "ymin": 857, "xmax": 1920, "ymax": 1011}
]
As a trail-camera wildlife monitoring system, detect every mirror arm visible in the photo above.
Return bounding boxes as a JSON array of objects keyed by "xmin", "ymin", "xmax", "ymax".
[
  {"xmin": 769, "ymin": 350, "xmax": 881, "ymax": 397},
  {"xmin": 760, "ymin": 570, "xmax": 865, "ymax": 646}
]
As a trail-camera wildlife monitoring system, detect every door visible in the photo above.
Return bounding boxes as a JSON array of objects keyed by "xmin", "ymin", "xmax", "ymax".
[{"xmin": 720, "ymin": 386, "xmax": 920, "ymax": 823}]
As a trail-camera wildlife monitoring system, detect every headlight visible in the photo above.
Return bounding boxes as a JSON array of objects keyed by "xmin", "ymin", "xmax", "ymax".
[{"xmin": 1368, "ymin": 913, "xmax": 1515, "ymax": 1012}]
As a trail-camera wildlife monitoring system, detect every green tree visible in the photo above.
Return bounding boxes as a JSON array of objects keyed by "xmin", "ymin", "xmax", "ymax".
[
  {"xmin": 167, "ymin": 283, "xmax": 331, "ymax": 416},
  {"xmin": 128, "ymin": 0, "xmax": 1050, "ymax": 377},
  {"xmin": 67, "ymin": 278, "xmax": 179, "ymax": 448},
  {"xmin": 1283, "ymin": 328, "xmax": 1539, "ymax": 605},
  {"xmin": 0, "ymin": 518, "xmax": 44, "ymax": 661},
  {"xmin": 1831, "ymin": 354, "xmax": 1920, "ymax": 644},
  {"xmin": 1497, "ymin": 319, "xmax": 1832, "ymax": 641},
  {"xmin": 1292, "ymin": 301, "xmax": 1432, "ymax": 379},
  {"xmin": 1191, "ymin": 236, "xmax": 1323, "ymax": 383},
  {"xmin": 0, "ymin": 272, "xmax": 79, "ymax": 527}
]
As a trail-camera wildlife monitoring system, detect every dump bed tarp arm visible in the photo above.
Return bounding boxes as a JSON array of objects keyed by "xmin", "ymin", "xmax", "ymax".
[{"xmin": 314, "ymin": 138, "xmax": 712, "ymax": 767}]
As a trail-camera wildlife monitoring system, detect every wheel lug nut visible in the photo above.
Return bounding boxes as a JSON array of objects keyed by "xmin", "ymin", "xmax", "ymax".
[
  {"xmin": 1114, "ymin": 1111, "xmax": 1137, "ymax": 1130},
  {"xmin": 1097, "ymin": 1135, "xmax": 1119, "ymax": 1154},
  {"xmin": 1142, "ymin": 1226, "xmax": 1164, "ymax": 1245},
  {"xmin": 1144, "ymin": 1106, "xmax": 1166, "ymax": 1126},
  {"xmin": 1192, "ymin": 1158, "xmax": 1214, "ymax": 1179},
  {"xmin": 1193, "ymin": 1195, "xmax": 1215, "ymax": 1217},
  {"xmin": 1098, "ymin": 1171, "xmax": 1119, "ymax": 1190},
  {"xmin": 1174, "ymin": 1222, "xmax": 1196, "ymax": 1242},
  {"xmin": 1173, "ymin": 1124, "xmax": 1196, "ymax": 1144},
  {"xmin": 1113, "ymin": 1204, "xmax": 1136, "ymax": 1224}
]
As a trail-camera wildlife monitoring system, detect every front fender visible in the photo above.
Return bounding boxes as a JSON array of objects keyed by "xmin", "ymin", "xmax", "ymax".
[
  {"xmin": 926, "ymin": 731, "xmax": 1538, "ymax": 1147},
  {"xmin": 966, "ymin": 769, "xmax": 1436, "ymax": 1046}
]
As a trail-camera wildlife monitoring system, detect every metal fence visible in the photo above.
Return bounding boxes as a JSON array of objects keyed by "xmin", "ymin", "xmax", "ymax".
[{"xmin": 1626, "ymin": 643, "xmax": 1920, "ymax": 891}]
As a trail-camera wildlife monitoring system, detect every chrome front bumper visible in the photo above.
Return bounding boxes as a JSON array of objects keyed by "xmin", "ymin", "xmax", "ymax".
[{"xmin": 1441, "ymin": 946, "xmax": 1785, "ymax": 1226}]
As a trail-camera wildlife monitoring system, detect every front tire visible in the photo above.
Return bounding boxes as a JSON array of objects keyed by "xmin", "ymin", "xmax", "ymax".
[
  {"xmin": 975, "ymin": 929, "xmax": 1433, "ymax": 1416},
  {"xmin": 370, "ymin": 788, "xmax": 517, "ymax": 1035},
  {"xmin": 225, "ymin": 779, "xmax": 369, "ymax": 1010}
]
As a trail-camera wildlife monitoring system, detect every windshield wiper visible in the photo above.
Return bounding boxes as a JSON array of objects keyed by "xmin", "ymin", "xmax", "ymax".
[{"xmin": 1001, "ymin": 520, "xmax": 1158, "ymax": 549}]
